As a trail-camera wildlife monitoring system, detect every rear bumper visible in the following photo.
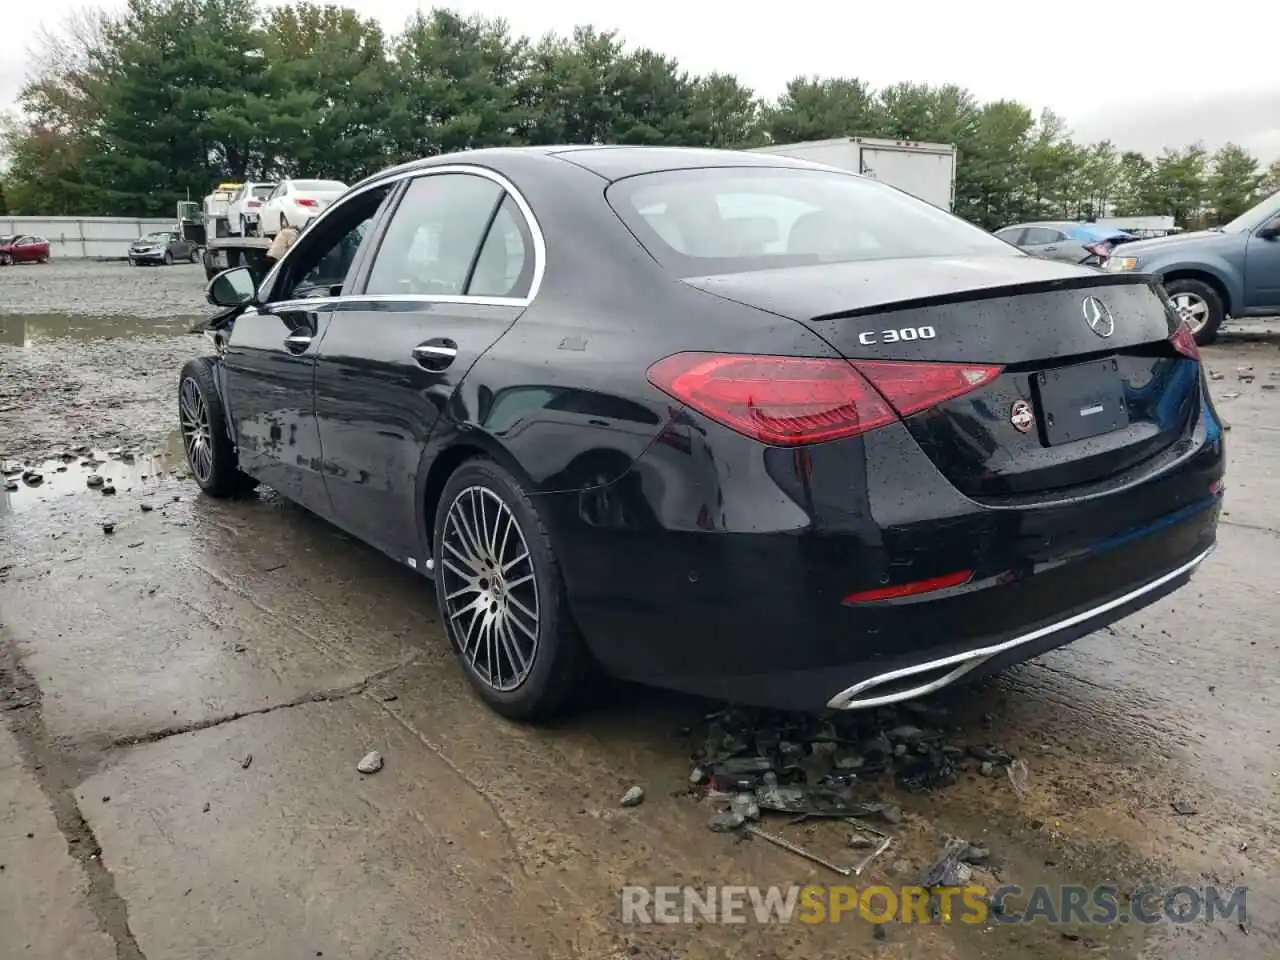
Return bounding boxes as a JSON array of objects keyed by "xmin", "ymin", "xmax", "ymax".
[
  {"xmin": 538, "ymin": 391, "xmax": 1224, "ymax": 711},
  {"xmin": 825, "ymin": 544, "xmax": 1212, "ymax": 709}
]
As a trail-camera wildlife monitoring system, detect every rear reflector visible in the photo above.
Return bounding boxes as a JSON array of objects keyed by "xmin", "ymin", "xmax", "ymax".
[
  {"xmin": 646, "ymin": 353, "xmax": 1004, "ymax": 446},
  {"xmin": 843, "ymin": 569, "xmax": 973, "ymax": 604},
  {"xmin": 1170, "ymin": 320, "xmax": 1200, "ymax": 361}
]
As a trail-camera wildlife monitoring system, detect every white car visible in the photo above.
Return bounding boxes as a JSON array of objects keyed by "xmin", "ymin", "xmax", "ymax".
[
  {"xmin": 259, "ymin": 179, "xmax": 348, "ymax": 236},
  {"xmin": 227, "ymin": 182, "xmax": 276, "ymax": 236}
]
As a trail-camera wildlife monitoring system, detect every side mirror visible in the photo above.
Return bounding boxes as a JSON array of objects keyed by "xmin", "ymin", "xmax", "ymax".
[
  {"xmin": 1257, "ymin": 219, "xmax": 1280, "ymax": 240},
  {"xmin": 207, "ymin": 266, "xmax": 257, "ymax": 307}
]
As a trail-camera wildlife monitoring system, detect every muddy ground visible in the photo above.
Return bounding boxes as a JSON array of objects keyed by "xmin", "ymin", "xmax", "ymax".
[{"xmin": 1, "ymin": 259, "xmax": 1277, "ymax": 959}]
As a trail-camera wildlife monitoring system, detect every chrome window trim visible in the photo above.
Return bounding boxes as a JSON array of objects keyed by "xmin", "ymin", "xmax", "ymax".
[{"xmin": 262, "ymin": 164, "xmax": 546, "ymax": 309}]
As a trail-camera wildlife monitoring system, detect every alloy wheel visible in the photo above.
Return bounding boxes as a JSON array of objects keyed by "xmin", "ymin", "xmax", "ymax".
[
  {"xmin": 1170, "ymin": 291, "xmax": 1210, "ymax": 335},
  {"xmin": 439, "ymin": 486, "xmax": 540, "ymax": 692},
  {"xmin": 179, "ymin": 377, "xmax": 214, "ymax": 483}
]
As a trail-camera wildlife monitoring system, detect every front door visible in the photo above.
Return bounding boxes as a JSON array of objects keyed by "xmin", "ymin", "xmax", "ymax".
[
  {"xmin": 222, "ymin": 185, "xmax": 394, "ymax": 511},
  {"xmin": 1243, "ymin": 212, "xmax": 1280, "ymax": 311},
  {"xmin": 312, "ymin": 170, "xmax": 538, "ymax": 563}
]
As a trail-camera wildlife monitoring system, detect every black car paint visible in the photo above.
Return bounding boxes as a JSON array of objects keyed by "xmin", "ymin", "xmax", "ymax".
[{"xmin": 208, "ymin": 146, "xmax": 1223, "ymax": 711}]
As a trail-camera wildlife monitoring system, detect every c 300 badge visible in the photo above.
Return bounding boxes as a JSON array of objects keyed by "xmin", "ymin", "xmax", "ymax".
[{"xmin": 1010, "ymin": 399, "xmax": 1035, "ymax": 433}]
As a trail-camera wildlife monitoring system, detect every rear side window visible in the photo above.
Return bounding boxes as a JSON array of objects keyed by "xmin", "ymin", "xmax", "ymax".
[
  {"xmin": 607, "ymin": 167, "xmax": 1013, "ymax": 276},
  {"xmin": 467, "ymin": 195, "xmax": 535, "ymax": 298},
  {"xmin": 1022, "ymin": 227, "xmax": 1064, "ymax": 244},
  {"xmin": 364, "ymin": 173, "xmax": 503, "ymax": 296}
]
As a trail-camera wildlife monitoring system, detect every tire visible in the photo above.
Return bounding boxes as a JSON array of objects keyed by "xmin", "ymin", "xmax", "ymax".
[
  {"xmin": 1164, "ymin": 278, "xmax": 1224, "ymax": 346},
  {"xmin": 432, "ymin": 458, "xmax": 589, "ymax": 721},
  {"xmin": 128, "ymin": 258, "xmax": 138, "ymax": 267},
  {"xmin": 178, "ymin": 358, "xmax": 258, "ymax": 498},
  {"xmin": 0, "ymin": 253, "xmax": 10, "ymax": 266},
  {"xmin": 189, "ymin": 247, "xmax": 200, "ymax": 263},
  {"xmin": 163, "ymin": 250, "xmax": 174, "ymax": 266}
]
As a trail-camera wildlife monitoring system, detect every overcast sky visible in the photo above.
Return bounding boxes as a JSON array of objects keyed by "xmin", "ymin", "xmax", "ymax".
[{"xmin": 4, "ymin": 0, "xmax": 1278, "ymax": 162}]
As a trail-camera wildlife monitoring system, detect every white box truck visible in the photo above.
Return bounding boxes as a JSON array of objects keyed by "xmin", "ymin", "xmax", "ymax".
[{"xmin": 749, "ymin": 137, "xmax": 958, "ymax": 211}]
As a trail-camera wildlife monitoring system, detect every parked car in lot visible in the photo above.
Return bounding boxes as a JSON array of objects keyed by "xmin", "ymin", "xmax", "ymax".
[
  {"xmin": 995, "ymin": 221, "xmax": 1135, "ymax": 265},
  {"xmin": 128, "ymin": 231, "xmax": 201, "ymax": 266},
  {"xmin": 0, "ymin": 234, "xmax": 51, "ymax": 265},
  {"xmin": 179, "ymin": 146, "xmax": 1224, "ymax": 720},
  {"xmin": 227, "ymin": 182, "xmax": 276, "ymax": 236},
  {"xmin": 1104, "ymin": 188, "xmax": 1280, "ymax": 345},
  {"xmin": 258, "ymin": 178, "xmax": 348, "ymax": 236}
]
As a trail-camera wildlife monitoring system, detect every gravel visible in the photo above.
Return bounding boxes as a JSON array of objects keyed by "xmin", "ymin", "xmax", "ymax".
[{"xmin": 0, "ymin": 260, "xmax": 210, "ymax": 461}]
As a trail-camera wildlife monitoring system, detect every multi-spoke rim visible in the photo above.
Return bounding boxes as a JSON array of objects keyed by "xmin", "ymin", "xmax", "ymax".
[
  {"xmin": 439, "ymin": 486, "xmax": 540, "ymax": 692},
  {"xmin": 1170, "ymin": 292, "xmax": 1210, "ymax": 334},
  {"xmin": 179, "ymin": 376, "xmax": 214, "ymax": 483}
]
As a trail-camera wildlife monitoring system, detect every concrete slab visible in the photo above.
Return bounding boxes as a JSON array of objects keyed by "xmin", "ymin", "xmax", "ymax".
[{"xmin": 0, "ymin": 724, "xmax": 114, "ymax": 960}]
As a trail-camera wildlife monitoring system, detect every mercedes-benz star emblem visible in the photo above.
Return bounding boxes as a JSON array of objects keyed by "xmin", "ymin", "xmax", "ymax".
[
  {"xmin": 1082, "ymin": 295, "xmax": 1115, "ymax": 338},
  {"xmin": 1010, "ymin": 399, "xmax": 1035, "ymax": 433}
]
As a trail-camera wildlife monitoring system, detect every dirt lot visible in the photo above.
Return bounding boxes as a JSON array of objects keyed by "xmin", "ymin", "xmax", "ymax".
[{"xmin": 2, "ymin": 259, "xmax": 1278, "ymax": 959}]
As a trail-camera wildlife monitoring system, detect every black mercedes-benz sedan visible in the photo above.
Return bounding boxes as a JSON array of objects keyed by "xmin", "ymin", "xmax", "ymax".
[{"xmin": 180, "ymin": 145, "xmax": 1224, "ymax": 720}]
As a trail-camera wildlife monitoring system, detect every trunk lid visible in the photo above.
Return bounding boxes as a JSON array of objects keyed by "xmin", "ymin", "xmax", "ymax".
[{"xmin": 683, "ymin": 256, "xmax": 1198, "ymax": 501}]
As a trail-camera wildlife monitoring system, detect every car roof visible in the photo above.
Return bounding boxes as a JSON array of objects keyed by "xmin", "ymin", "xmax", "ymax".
[{"xmin": 353, "ymin": 145, "xmax": 826, "ymax": 191}]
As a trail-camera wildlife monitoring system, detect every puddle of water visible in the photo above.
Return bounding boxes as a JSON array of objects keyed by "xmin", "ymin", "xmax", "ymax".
[
  {"xmin": 0, "ymin": 314, "xmax": 205, "ymax": 347},
  {"xmin": 0, "ymin": 432, "xmax": 188, "ymax": 517}
]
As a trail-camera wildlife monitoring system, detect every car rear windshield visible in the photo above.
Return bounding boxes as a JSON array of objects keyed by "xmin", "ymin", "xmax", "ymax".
[
  {"xmin": 252, "ymin": 185, "xmax": 274, "ymax": 198},
  {"xmin": 294, "ymin": 180, "xmax": 346, "ymax": 191},
  {"xmin": 606, "ymin": 166, "xmax": 1014, "ymax": 275}
]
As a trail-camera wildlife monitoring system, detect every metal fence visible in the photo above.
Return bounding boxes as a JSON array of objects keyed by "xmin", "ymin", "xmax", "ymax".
[{"xmin": 0, "ymin": 216, "xmax": 179, "ymax": 259}]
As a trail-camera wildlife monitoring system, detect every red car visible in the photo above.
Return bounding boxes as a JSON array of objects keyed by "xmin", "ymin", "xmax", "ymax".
[{"xmin": 0, "ymin": 235, "xmax": 51, "ymax": 265}]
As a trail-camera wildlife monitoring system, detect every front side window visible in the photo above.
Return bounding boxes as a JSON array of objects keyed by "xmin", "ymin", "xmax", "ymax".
[
  {"xmin": 364, "ymin": 173, "xmax": 504, "ymax": 296},
  {"xmin": 608, "ymin": 166, "xmax": 1014, "ymax": 276},
  {"xmin": 273, "ymin": 187, "xmax": 390, "ymax": 301}
]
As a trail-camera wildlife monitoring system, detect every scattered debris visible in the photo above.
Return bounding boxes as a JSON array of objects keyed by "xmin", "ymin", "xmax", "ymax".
[
  {"xmin": 202, "ymin": 802, "xmax": 211, "ymax": 813},
  {"xmin": 356, "ymin": 750, "xmax": 384, "ymax": 775},
  {"xmin": 140, "ymin": 503, "xmax": 154, "ymax": 512},
  {"xmin": 708, "ymin": 811, "xmax": 746, "ymax": 833},
  {"xmin": 102, "ymin": 522, "xmax": 116, "ymax": 535},
  {"xmin": 730, "ymin": 793, "xmax": 760, "ymax": 821},
  {"xmin": 86, "ymin": 475, "xmax": 104, "ymax": 487},
  {"xmin": 1208, "ymin": 370, "xmax": 1224, "ymax": 381},
  {"xmin": 101, "ymin": 484, "xmax": 117, "ymax": 495},
  {"xmin": 3, "ymin": 481, "xmax": 16, "ymax": 492},
  {"xmin": 620, "ymin": 785, "xmax": 645, "ymax": 808},
  {"xmin": 1171, "ymin": 799, "xmax": 1198, "ymax": 816},
  {"xmin": 872, "ymin": 922, "xmax": 888, "ymax": 941},
  {"xmin": 239, "ymin": 754, "xmax": 253, "ymax": 770},
  {"xmin": 1006, "ymin": 758, "xmax": 1030, "ymax": 799},
  {"xmin": 21, "ymin": 470, "xmax": 42, "ymax": 486},
  {"xmin": 744, "ymin": 824, "xmax": 855, "ymax": 876}
]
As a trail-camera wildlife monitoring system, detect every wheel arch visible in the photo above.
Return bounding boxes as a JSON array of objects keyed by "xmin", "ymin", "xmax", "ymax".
[
  {"xmin": 415, "ymin": 430, "xmax": 538, "ymax": 570},
  {"xmin": 1158, "ymin": 267, "xmax": 1235, "ymax": 316}
]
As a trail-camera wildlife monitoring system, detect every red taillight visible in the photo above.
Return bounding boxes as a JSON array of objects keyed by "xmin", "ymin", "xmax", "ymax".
[
  {"xmin": 843, "ymin": 569, "xmax": 973, "ymax": 604},
  {"xmin": 851, "ymin": 361, "xmax": 1003, "ymax": 418},
  {"xmin": 248, "ymin": 200, "xmax": 261, "ymax": 207},
  {"xmin": 1084, "ymin": 242, "xmax": 1111, "ymax": 257},
  {"xmin": 1170, "ymin": 320, "xmax": 1200, "ymax": 361},
  {"xmin": 647, "ymin": 353, "xmax": 895, "ymax": 445},
  {"xmin": 646, "ymin": 353, "xmax": 1004, "ymax": 446},
  {"xmin": 297, "ymin": 197, "xmax": 319, "ymax": 207}
]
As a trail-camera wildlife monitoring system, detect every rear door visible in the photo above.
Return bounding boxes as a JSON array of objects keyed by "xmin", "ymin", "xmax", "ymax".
[
  {"xmin": 312, "ymin": 168, "xmax": 539, "ymax": 563},
  {"xmin": 1021, "ymin": 226, "xmax": 1075, "ymax": 261},
  {"xmin": 222, "ymin": 185, "xmax": 395, "ymax": 511}
]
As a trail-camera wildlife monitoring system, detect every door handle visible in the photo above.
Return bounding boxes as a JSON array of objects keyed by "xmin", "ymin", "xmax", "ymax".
[
  {"xmin": 284, "ymin": 333, "xmax": 313, "ymax": 352},
  {"xmin": 1044, "ymin": 246, "xmax": 1058, "ymax": 252},
  {"xmin": 412, "ymin": 340, "xmax": 458, "ymax": 370}
]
